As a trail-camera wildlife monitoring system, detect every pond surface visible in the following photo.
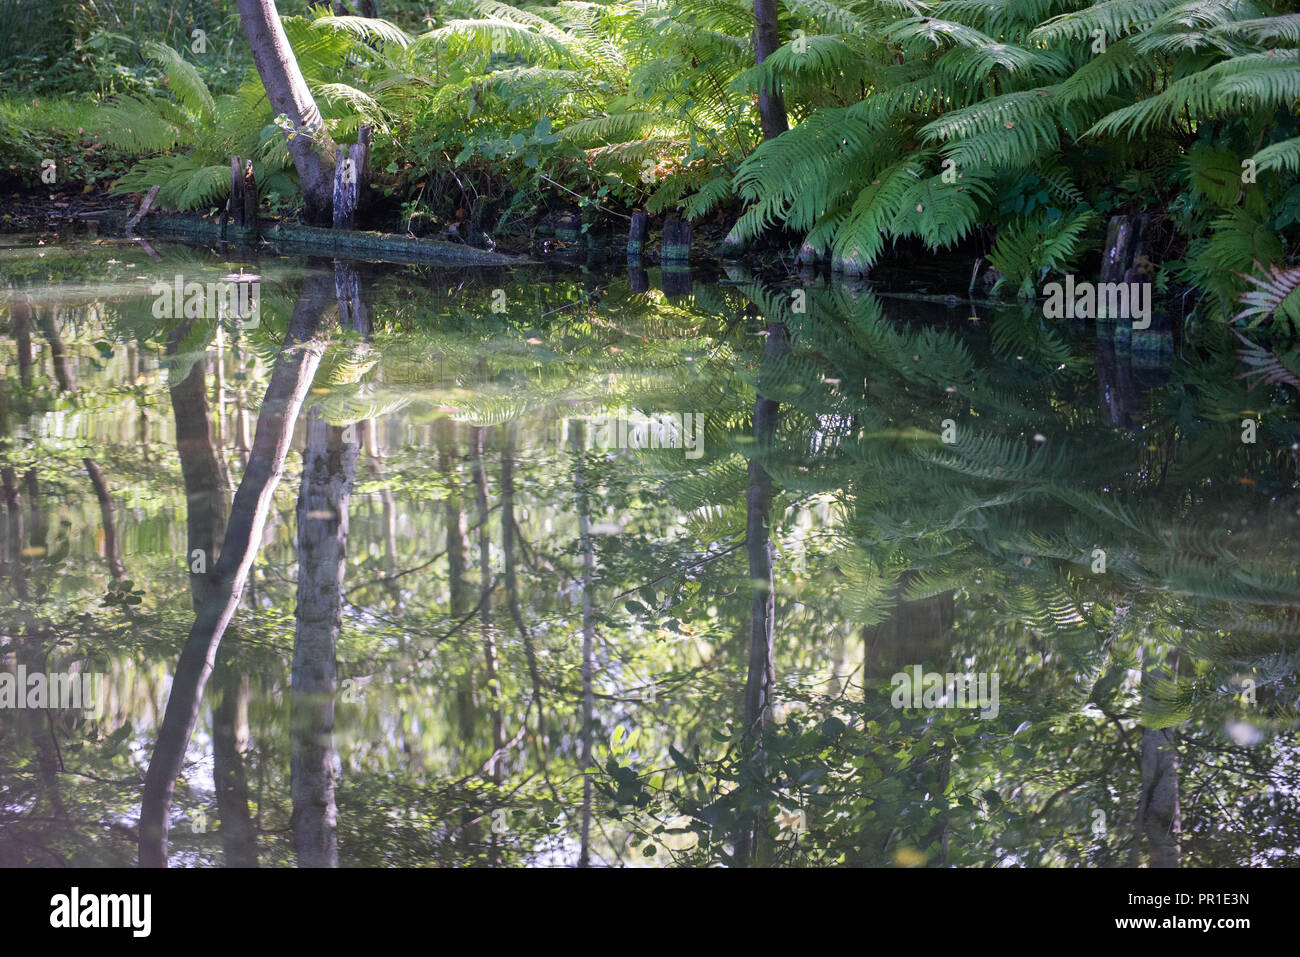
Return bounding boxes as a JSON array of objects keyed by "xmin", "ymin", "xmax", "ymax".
[{"xmin": 1, "ymin": 234, "xmax": 1298, "ymax": 867}]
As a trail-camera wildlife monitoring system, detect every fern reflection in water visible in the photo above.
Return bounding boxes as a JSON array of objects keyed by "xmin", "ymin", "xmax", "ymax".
[{"xmin": 0, "ymin": 239, "xmax": 1298, "ymax": 867}]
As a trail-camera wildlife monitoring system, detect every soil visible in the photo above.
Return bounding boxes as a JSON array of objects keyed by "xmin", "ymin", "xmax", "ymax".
[{"xmin": 0, "ymin": 182, "xmax": 136, "ymax": 235}]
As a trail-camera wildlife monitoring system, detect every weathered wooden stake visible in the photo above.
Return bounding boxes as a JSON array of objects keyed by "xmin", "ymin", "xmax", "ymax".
[
  {"xmin": 661, "ymin": 267, "xmax": 692, "ymax": 297},
  {"xmin": 242, "ymin": 160, "xmax": 257, "ymax": 232},
  {"xmin": 125, "ymin": 184, "xmax": 161, "ymax": 237},
  {"xmin": 661, "ymin": 216, "xmax": 691, "ymax": 264},
  {"xmin": 333, "ymin": 126, "xmax": 372, "ymax": 230},
  {"xmin": 628, "ymin": 264, "xmax": 649, "ymax": 294},
  {"xmin": 230, "ymin": 157, "xmax": 246, "ymax": 227},
  {"xmin": 627, "ymin": 211, "xmax": 648, "ymax": 259},
  {"xmin": 1100, "ymin": 214, "xmax": 1149, "ymax": 284}
]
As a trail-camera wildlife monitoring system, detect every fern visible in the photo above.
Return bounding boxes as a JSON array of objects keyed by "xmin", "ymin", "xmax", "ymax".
[{"xmin": 988, "ymin": 209, "xmax": 1099, "ymax": 296}]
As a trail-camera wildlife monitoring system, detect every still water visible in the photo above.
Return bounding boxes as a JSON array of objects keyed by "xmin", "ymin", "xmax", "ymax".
[{"xmin": 1, "ymin": 234, "xmax": 1297, "ymax": 867}]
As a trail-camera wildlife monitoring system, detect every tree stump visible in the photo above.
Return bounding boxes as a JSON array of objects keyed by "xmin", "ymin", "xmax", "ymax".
[
  {"xmin": 661, "ymin": 216, "xmax": 691, "ymax": 264},
  {"xmin": 832, "ymin": 244, "xmax": 869, "ymax": 277},
  {"xmin": 333, "ymin": 125, "xmax": 372, "ymax": 230},
  {"xmin": 627, "ymin": 211, "xmax": 648, "ymax": 260},
  {"xmin": 1100, "ymin": 214, "xmax": 1149, "ymax": 284}
]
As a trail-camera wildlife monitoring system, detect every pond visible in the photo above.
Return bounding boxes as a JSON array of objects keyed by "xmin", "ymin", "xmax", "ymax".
[{"xmin": 1, "ymin": 234, "xmax": 1298, "ymax": 868}]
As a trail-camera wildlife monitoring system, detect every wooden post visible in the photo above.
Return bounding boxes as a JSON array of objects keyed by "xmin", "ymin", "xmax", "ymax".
[
  {"xmin": 333, "ymin": 125, "xmax": 372, "ymax": 230},
  {"xmin": 627, "ymin": 211, "xmax": 648, "ymax": 260},
  {"xmin": 628, "ymin": 263, "xmax": 649, "ymax": 294},
  {"xmin": 661, "ymin": 216, "xmax": 691, "ymax": 264},
  {"xmin": 1100, "ymin": 214, "xmax": 1149, "ymax": 284},
  {"xmin": 124, "ymin": 184, "xmax": 161, "ymax": 237},
  {"xmin": 230, "ymin": 157, "xmax": 246, "ymax": 227},
  {"xmin": 242, "ymin": 160, "xmax": 257, "ymax": 232},
  {"xmin": 661, "ymin": 266, "xmax": 692, "ymax": 297}
]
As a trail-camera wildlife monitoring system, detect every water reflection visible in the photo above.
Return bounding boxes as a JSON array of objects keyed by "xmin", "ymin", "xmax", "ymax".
[{"xmin": 1, "ymin": 236, "xmax": 1299, "ymax": 868}]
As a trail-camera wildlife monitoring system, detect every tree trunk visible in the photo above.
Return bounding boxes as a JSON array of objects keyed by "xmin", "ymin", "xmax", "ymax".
[
  {"xmin": 737, "ymin": 319, "xmax": 789, "ymax": 867},
  {"xmin": 752, "ymin": 0, "xmax": 788, "ymax": 141},
  {"xmin": 139, "ymin": 271, "xmax": 334, "ymax": 867},
  {"xmin": 212, "ymin": 668, "xmax": 258, "ymax": 867},
  {"xmin": 236, "ymin": 0, "xmax": 337, "ymax": 224},
  {"xmin": 333, "ymin": 126, "xmax": 371, "ymax": 229},
  {"xmin": 37, "ymin": 307, "xmax": 74, "ymax": 394},
  {"xmin": 1137, "ymin": 651, "xmax": 1181, "ymax": 868},
  {"xmin": 743, "ymin": 320, "xmax": 788, "ymax": 739},
  {"xmin": 435, "ymin": 419, "xmax": 469, "ymax": 618},
  {"xmin": 502, "ymin": 424, "xmax": 545, "ymax": 742},
  {"xmin": 12, "ymin": 297, "xmax": 33, "ymax": 387},
  {"xmin": 572, "ymin": 420, "xmax": 596, "ymax": 867},
  {"xmin": 83, "ymin": 459, "xmax": 126, "ymax": 580},
  {"xmin": 290, "ymin": 403, "xmax": 357, "ymax": 868},
  {"xmin": 168, "ymin": 340, "xmax": 228, "ymax": 609}
]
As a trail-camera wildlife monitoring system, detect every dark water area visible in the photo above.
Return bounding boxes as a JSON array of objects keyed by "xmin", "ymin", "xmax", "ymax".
[{"xmin": 1, "ymin": 234, "xmax": 1298, "ymax": 868}]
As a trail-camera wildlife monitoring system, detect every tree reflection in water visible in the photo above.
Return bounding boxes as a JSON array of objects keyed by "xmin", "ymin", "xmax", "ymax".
[{"xmin": 1, "ymin": 242, "xmax": 1298, "ymax": 868}]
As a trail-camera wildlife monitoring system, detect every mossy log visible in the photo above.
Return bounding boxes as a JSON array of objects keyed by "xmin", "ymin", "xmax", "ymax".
[{"xmin": 100, "ymin": 212, "xmax": 532, "ymax": 265}]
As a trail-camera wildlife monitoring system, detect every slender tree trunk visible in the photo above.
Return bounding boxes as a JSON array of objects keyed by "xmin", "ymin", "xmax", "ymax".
[
  {"xmin": 2, "ymin": 467, "xmax": 27, "ymax": 600},
  {"xmin": 236, "ymin": 0, "xmax": 337, "ymax": 224},
  {"xmin": 37, "ymin": 307, "xmax": 74, "ymax": 393},
  {"xmin": 12, "ymin": 298, "xmax": 33, "ymax": 388},
  {"xmin": 502, "ymin": 424, "xmax": 545, "ymax": 742},
  {"xmin": 1137, "ymin": 651, "xmax": 1181, "ymax": 868},
  {"xmin": 212, "ymin": 668, "xmax": 258, "ymax": 867},
  {"xmin": 743, "ymin": 321, "xmax": 788, "ymax": 738},
  {"xmin": 471, "ymin": 421, "xmax": 505, "ymax": 866},
  {"xmin": 471, "ymin": 424, "xmax": 504, "ymax": 785},
  {"xmin": 737, "ymin": 320, "xmax": 789, "ymax": 867},
  {"xmin": 83, "ymin": 459, "xmax": 126, "ymax": 580},
  {"xmin": 290, "ymin": 403, "xmax": 357, "ymax": 868},
  {"xmin": 572, "ymin": 420, "xmax": 596, "ymax": 867},
  {"xmin": 23, "ymin": 470, "xmax": 44, "ymax": 555},
  {"xmin": 169, "ymin": 342, "xmax": 229, "ymax": 607},
  {"xmin": 435, "ymin": 419, "xmax": 469, "ymax": 618},
  {"xmin": 752, "ymin": 0, "xmax": 788, "ymax": 141},
  {"xmin": 139, "ymin": 272, "xmax": 334, "ymax": 867}
]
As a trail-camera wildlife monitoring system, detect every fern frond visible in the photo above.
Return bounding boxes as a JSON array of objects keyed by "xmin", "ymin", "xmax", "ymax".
[
  {"xmin": 141, "ymin": 40, "xmax": 215, "ymax": 126},
  {"xmin": 1250, "ymin": 135, "xmax": 1300, "ymax": 175},
  {"xmin": 310, "ymin": 14, "xmax": 414, "ymax": 49},
  {"xmin": 1031, "ymin": 0, "xmax": 1182, "ymax": 43},
  {"xmin": 1233, "ymin": 261, "xmax": 1300, "ymax": 328}
]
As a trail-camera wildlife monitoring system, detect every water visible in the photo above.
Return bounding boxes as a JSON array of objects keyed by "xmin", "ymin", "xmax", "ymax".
[{"xmin": 1, "ymin": 234, "xmax": 1298, "ymax": 867}]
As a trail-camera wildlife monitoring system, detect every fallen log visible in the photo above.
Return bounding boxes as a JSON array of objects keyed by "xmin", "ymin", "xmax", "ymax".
[{"xmin": 99, "ymin": 211, "xmax": 534, "ymax": 265}]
